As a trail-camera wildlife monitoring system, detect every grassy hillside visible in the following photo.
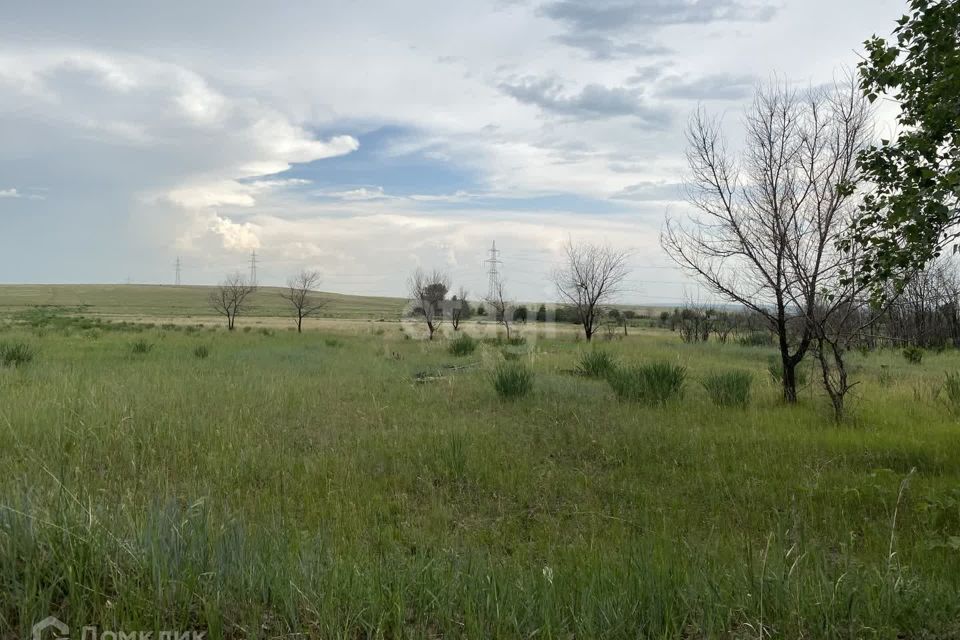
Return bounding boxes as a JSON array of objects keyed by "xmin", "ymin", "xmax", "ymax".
[{"xmin": 0, "ymin": 284, "xmax": 407, "ymax": 320}]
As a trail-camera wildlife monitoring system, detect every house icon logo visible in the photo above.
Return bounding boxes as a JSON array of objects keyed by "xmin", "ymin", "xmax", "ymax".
[{"xmin": 32, "ymin": 616, "xmax": 69, "ymax": 640}]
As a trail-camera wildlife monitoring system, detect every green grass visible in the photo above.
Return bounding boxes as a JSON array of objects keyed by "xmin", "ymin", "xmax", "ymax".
[
  {"xmin": 1, "ymin": 318, "xmax": 960, "ymax": 637},
  {"xmin": 0, "ymin": 283, "xmax": 406, "ymax": 320}
]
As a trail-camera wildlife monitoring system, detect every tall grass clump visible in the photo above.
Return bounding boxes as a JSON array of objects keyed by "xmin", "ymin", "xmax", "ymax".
[
  {"xmin": 130, "ymin": 339, "xmax": 152, "ymax": 355},
  {"xmin": 903, "ymin": 346, "xmax": 924, "ymax": 364},
  {"xmin": 576, "ymin": 349, "xmax": 617, "ymax": 379},
  {"xmin": 738, "ymin": 330, "xmax": 774, "ymax": 347},
  {"xmin": 0, "ymin": 341, "xmax": 35, "ymax": 367},
  {"xmin": 193, "ymin": 345, "xmax": 210, "ymax": 359},
  {"xmin": 449, "ymin": 332, "xmax": 477, "ymax": 357},
  {"xmin": 492, "ymin": 361, "xmax": 534, "ymax": 399},
  {"xmin": 702, "ymin": 370, "xmax": 753, "ymax": 408},
  {"xmin": 608, "ymin": 362, "xmax": 686, "ymax": 405},
  {"xmin": 943, "ymin": 372, "xmax": 960, "ymax": 414}
]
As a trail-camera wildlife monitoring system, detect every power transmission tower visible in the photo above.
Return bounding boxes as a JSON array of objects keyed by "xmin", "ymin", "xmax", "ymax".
[
  {"xmin": 485, "ymin": 241, "xmax": 502, "ymax": 298},
  {"xmin": 249, "ymin": 250, "xmax": 258, "ymax": 287},
  {"xmin": 174, "ymin": 257, "xmax": 182, "ymax": 286}
]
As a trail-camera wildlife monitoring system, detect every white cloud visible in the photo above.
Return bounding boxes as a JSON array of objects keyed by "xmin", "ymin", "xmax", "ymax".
[{"xmin": 0, "ymin": 187, "xmax": 44, "ymax": 200}]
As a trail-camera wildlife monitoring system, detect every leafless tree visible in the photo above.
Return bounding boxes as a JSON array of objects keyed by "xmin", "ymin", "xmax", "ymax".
[
  {"xmin": 209, "ymin": 272, "xmax": 257, "ymax": 331},
  {"xmin": 662, "ymin": 78, "xmax": 872, "ymax": 403},
  {"xmin": 553, "ymin": 240, "xmax": 631, "ymax": 342},
  {"xmin": 880, "ymin": 257, "xmax": 960, "ymax": 348},
  {"xmin": 280, "ymin": 269, "xmax": 327, "ymax": 333},
  {"xmin": 449, "ymin": 287, "xmax": 471, "ymax": 331},
  {"xmin": 407, "ymin": 268, "xmax": 450, "ymax": 340},
  {"xmin": 485, "ymin": 279, "xmax": 515, "ymax": 341}
]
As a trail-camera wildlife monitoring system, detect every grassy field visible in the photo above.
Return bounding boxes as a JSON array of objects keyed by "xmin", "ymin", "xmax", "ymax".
[
  {"xmin": 2, "ymin": 305, "xmax": 960, "ymax": 638},
  {"xmin": 0, "ymin": 284, "xmax": 407, "ymax": 320}
]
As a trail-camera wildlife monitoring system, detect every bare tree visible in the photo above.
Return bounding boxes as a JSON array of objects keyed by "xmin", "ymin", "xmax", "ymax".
[
  {"xmin": 485, "ymin": 279, "xmax": 515, "ymax": 340},
  {"xmin": 663, "ymin": 78, "xmax": 872, "ymax": 403},
  {"xmin": 209, "ymin": 272, "xmax": 257, "ymax": 331},
  {"xmin": 449, "ymin": 287, "xmax": 471, "ymax": 331},
  {"xmin": 408, "ymin": 268, "xmax": 450, "ymax": 340},
  {"xmin": 280, "ymin": 269, "xmax": 328, "ymax": 333},
  {"xmin": 553, "ymin": 240, "xmax": 631, "ymax": 342}
]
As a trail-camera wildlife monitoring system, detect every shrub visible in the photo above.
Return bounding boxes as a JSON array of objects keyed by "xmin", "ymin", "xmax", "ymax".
[
  {"xmin": 242, "ymin": 326, "xmax": 252, "ymax": 333},
  {"xmin": 608, "ymin": 362, "xmax": 686, "ymax": 405},
  {"xmin": 193, "ymin": 345, "xmax": 210, "ymax": 359},
  {"xmin": 702, "ymin": 371, "xmax": 753, "ymax": 408},
  {"xmin": 0, "ymin": 342, "xmax": 35, "ymax": 367},
  {"xmin": 130, "ymin": 340, "xmax": 152, "ymax": 355},
  {"xmin": 738, "ymin": 331, "xmax": 774, "ymax": 347},
  {"xmin": 492, "ymin": 362, "xmax": 534, "ymax": 399},
  {"xmin": 324, "ymin": 337, "xmax": 343, "ymax": 348},
  {"xmin": 449, "ymin": 333, "xmax": 477, "ymax": 357},
  {"xmin": 259, "ymin": 328, "xmax": 274, "ymax": 337},
  {"xmin": 903, "ymin": 346, "xmax": 924, "ymax": 364},
  {"xmin": 576, "ymin": 350, "xmax": 618, "ymax": 379},
  {"xmin": 943, "ymin": 372, "xmax": 960, "ymax": 414}
]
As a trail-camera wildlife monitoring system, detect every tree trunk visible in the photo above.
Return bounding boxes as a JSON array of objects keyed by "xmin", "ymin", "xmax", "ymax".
[
  {"xmin": 297, "ymin": 315, "xmax": 303, "ymax": 333},
  {"xmin": 782, "ymin": 355, "xmax": 798, "ymax": 403}
]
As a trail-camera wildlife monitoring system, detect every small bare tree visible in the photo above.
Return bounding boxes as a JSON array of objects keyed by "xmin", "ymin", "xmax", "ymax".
[
  {"xmin": 408, "ymin": 268, "xmax": 450, "ymax": 340},
  {"xmin": 280, "ymin": 269, "xmax": 327, "ymax": 333},
  {"xmin": 553, "ymin": 240, "xmax": 630, "ymax": 342},
  {"xmin": 485, "ymin": 279, "xmax": 515, "ymax": 340},
  {"xmin": 209, "ymin": 272, "xmax": 257, "ymax": 331},
  {"xmin": 663, "ymin": 78, "xmax": 872, "ymax": 403},
  {"xmin": 449, "ymin": 287, "xmax": 471, "ymax": 331}
]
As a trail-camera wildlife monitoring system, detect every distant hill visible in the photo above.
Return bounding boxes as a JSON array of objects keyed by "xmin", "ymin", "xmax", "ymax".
[{"xmin": 0, "ymin": 284, "xmax": 408, "ymax": 320}]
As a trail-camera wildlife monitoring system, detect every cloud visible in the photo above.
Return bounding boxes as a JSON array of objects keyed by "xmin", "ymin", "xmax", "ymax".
[
  {"xmin": 551, "ymin": 33, "xmax": 671, "ymax": 60},
  {"xmin": 0, "ymin": 187, "xmax": 44, "ymax": 200},
  {"xmin": 612, "ymin": 180, "xmax": 683, "ymax": 201},
  {"xmin": 499, "ymin": 76, "xmax": 670, "ymax": 124},
  {"xmin": 541, "ymin": 0, "xmax": 778, "ymax": 30},
  {"xmin": 209, "ymin": 212, "xmax": 260, "ymax": 251},
  {"xmin": 658, "ymin": 72, "xmax": 758, "ymax": 100},
  {"xmin": 0, "ymin": 50, "xmax": 358, "ymax": 212},
  {"xmin": 541, "ymin": 0, "xmax": 779, "ymax": 58},
  {"xmin": 322, "ymin": 186, "xmax": 390, "ymax": 201}
]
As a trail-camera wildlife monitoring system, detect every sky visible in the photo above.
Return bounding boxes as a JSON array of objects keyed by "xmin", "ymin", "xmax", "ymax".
[{"xmin": 0, "ymin": 0, "xmax": 906, "ymax": 304}]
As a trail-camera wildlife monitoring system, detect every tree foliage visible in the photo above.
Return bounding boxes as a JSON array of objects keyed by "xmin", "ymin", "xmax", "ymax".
[{"xmin": 847, "ymin": 0, "xmax": 960, "ymax": 293}]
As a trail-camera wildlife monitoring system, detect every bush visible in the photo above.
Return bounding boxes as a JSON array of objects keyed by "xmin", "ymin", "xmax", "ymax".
[
  {"xmin": 608, "ymin": 362, "xmax": 686, "ymax": 405},
  {"xmin": 702, "ymin": 371, "xmax": 753, "ymax": 408},
  {"xmin": 738, "ymin": 331, "xmax": 774, "ymax": 347},
  {"xmin": 903, "ymin": 346, "xmax": 924, "ymax": 364},
  {"xmin": 130, "ymin": 340, "xmax": 152, "ymax": 355},
  {"xmin": 0, "ymin": 342, "xmax": 35, "ymax": 367},
  {"xmin": 943, "ymin": 372, "xmax": 960, "ymax": 414},
  {"xmin": 449, "ymin": 333, "xmax": 477, "ymax": 357},
  {"xmin": 576, "ymin": 350, "xmax": 618, "ymax": 379},
  {"xmin": 193, "ymin": 345, "xmax": 210, "ymax": 359},
  {"xmin": 492, "ymin": 362, "xmax": 534, "ymax": 399},
  {"xmin": 324, "ymin": 337, "xmax": 343, "ymax": 348}
]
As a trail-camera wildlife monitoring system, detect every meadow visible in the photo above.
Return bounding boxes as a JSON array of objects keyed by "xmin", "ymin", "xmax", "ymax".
[{"xmin": 2, "ymin": 294, "xmax": 960, "ymax": 638}]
